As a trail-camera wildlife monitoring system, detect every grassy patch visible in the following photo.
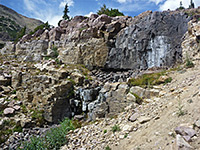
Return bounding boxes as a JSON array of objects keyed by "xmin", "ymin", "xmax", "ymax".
[
  {"xmin": 124, "ymin": 133, "xmax": 128, "ymax": 138},
  {"xmin": 128, "ymin": 71, "xmax": 172, "ymax": 88},
  {"xmin": 112, "ymin": 124, "xmax": 120, "ymax": 133},
  {"xmin": 185, "ymin": 58, "xmax": 194, "ymax": 68},
  {"xmin": 0, "ymin": 120, "xmax": 22, "ymax": 144},
  {"xmin": 105, "ymin": 146, "xmax": 111, "ymax": 150},
  {"xmin": 31, "ymin": 110, "xmax": 45, "ymax": 125},
  {"xmin": 19, "ymin": 118, "xmax": 75, "ymax": 150},
  {"xmin": 130, "ymin": 92, "xmax": 143, "ymax": 104},
  {"xmin": 104, "ymin": 129, "xmax": 107, "ymax": 134},
  {"xmin": 177, "ymin": 96, "xmax": 185, "ymax": 117}
]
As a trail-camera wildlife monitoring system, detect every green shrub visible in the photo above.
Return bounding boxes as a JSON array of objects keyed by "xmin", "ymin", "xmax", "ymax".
[
  {"xmin": 97, "ymin": 4, "xmax": 124, "ymax": 17},
  {"xmin": 29, "ymin": 22, "xmax": 50, "ymax": 35},
  {"xmin": 21, "ymin": 136, "xmax": 46, "ymax": 150},
  {"xmin": 185, "ymin": 58, "xmax": 194, "ymax": 68},
  {"xmin": 124, "ymin": 133, "xmax": 128, "ymax": 138},
  {"xmin": 31, "ymin": 110, "xmax": 44, "ymax": 125},
  {"xmin": 105, "ymin": 146, "xmax": 111, "ymax": 150},
  {"xmin": 104, "ymin": 129, "xmax": 107, "ymax": 134},
  {"xmin": 20, "ymin": 118, "xmax": 75, "ymax": 150},
  {"xmin": 15, "ymin": 26, "xmax": 26, "ymax": 42},
  {"xmin": 177, "ymin": 99, "xmax": 185, "ymax": 117},
  {"xmin": 112, "ymin": 125, "xmax": 120, "ymax": 133},
  {"xmin": 52, "ymin": 46, "xmax": 59, "ymax": 58},
  {"xmin": 128, "ymin": 71, "xmax": 172, "ymax": 87}
]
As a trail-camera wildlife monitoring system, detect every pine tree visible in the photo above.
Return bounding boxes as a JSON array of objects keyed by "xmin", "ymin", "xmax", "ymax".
[
  {"xmin": 178, "ymin": 1, "xmax": 184, "ymax": 10},
  {"xmin": 97, "ymin": 4, "xmax": 124, "ymax": 17},
  {"xmin": 63, "ymin": 4, "xmax": 70, "ymax": 20},
  {"xmin": 189, "ymin": 0, "xmax": 195, "ymax": 9}
]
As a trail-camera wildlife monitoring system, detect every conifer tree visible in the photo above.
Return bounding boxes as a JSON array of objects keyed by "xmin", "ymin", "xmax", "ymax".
[{"xmin": 63, "ymin": 4, "xmax": 70, "ymax": 20}]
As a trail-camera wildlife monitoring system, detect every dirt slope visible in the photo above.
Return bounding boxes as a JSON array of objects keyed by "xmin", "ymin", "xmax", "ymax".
[{"xmin": 113, "ymin": 60, "xmax": 200, "ymax": 150}]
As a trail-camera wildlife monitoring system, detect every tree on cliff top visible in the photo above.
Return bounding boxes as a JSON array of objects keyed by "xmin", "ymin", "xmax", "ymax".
[
  {"xmin": 97, "ymin": 4, "xmax": 124, "ymax": 17},
  {"xmin": 63, "ymin": 3, "xmax": 70, "ymax": 20}
]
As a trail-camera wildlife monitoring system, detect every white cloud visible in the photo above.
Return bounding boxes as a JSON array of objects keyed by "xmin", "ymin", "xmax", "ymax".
[
  {"xmin": 117, "ymin": 0, "xmax": 127, "ymax": 3},
  {"xmin": 47, "ymin": 15, "xmax": 62, "ymax": 27},
  {"xmin": 23, "ymin": 0, "xmax": 35, "ymax": 11},
  {"xmin": 23, "ymin": 0, "xmax": 64, "ymax": 27},
  {"xmin": 149, "ymin": 0, "xmax": 164, "ymax": 5},
  {"xmin": 85, "ymin": 12, "xmax": 95, "ymax": 17},
  {"xmin": 59, "ymin": 0, "xmax": 74, "ymax": 8},
  {"xmin": 158, "ymin": 0, "xmax": 200, "ymax": 11},
  {"xmin": 116, "ymin": 0, "xmax": 133, "ymax": 3}
]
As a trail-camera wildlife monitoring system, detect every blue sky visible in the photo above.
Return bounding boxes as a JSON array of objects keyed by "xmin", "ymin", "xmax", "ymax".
[{"xmin": 0, "ymin": 0, "xmax": 200, "ymax": 26}]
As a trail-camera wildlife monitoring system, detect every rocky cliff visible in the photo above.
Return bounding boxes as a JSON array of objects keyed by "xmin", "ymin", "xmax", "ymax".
[
  {"xmin": 0, "ymin": 7, "xmax": 200, "ymax": 150},
  {"xmin": 4, "ymin": 9, "xmax": 196, "ymax": 71},
  {"xmin": 0, "ymin": 4, "xmax": 43, "ymax": 42}
]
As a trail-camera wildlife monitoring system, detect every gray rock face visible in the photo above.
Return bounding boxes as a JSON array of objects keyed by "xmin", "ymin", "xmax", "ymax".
[
  {"xmin": 15, "ymin": 40, "xmax": 48, "ymax": 62},
  {"xmin": 105, "ymin": 11, "xmax": 190, "ymax": 70}
]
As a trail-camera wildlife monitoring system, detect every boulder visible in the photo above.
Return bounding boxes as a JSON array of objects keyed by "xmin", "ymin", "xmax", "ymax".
[
  {"xmin": 4, "ymin": 107, "xmax": 15, "ymax": 115},
  {"xmin": 0, "ymin": 75, "xmax": 11, "ymax": 86},
  {"xmin": 175, "ymin": 126, "xmax": 196, "ymax": 142},
  {"xmin": 175, "ymin": 134, "xmax": 193, "ymax": 150},
  {"xmin": 129, "ymin": 113, "xmax": 140, "ymax": 122}
]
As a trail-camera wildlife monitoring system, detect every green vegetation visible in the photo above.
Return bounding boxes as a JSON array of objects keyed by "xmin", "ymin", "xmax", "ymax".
[
  {"xmin": 11, "ymin": 89, "xmax": 16, "ymax": 94},
  {"xmin": 104, "ymin": 129, "xmax": 107, "ymax": 134},
  {"xmin": 79, "ymin": 27, "xmax": 88, "ymax": 32},
  {"xmin": 177, "ymin": 97, "xmax": 185, "ymax": 117},
  {"xmin": 105, "ymin": 146, "xmax": 111, "ymax": 150},
  {"xmin": 130, "ymin": 92, "xmax": 143, "ymax": 104},
  {"xmin": 63, "ymin": 3, "xmax": 70, "ymax": 20},
  {"xmin": 128, "ymin": 71, "xmax": 172, "ymax": 88},
  {"xmin": 0, "ymin": 120, "xmax": 22, "ymax": 144},
  {"xmin": 185, "ymin": 57, "xmax": 194, "ymax": 68},
  {"xmin": 111, "ymin": 124, "xmax": 120, "ymax": 133},
  {"xmin": 52, "ymin": 46, "xmax": 59, "ymax": 58},
  {"xmin": 67, "ymin": 78, "xmax": 76, "ymax": 85},
  {"xmin": 21, "ymin": 105, "xmax": 28, "ymax": 113},
  {"xmin": 97, "ymin": 4, "xmax": 124, "ymax": 17},
  {"xmin": 0, "ymin": 110, "xmax": 3, "ymax": 116},
  {"xmin": 15, "ymin": 26, "xmax": 26, "ymax": 42},
  {"xmin": 124, "ymin": 133, "xmax": 128, "ymax": 138},
  {"xmin": 31, "ymin": 110, "xmax": 44, "ymax": 125},
  {"xmin": 178, "ymin": 1, "xmax": 185, "ymax": 10},
  {"xmin": 0, "ymin": 16, "xmax": 21, "ymax": 41},
  {"xmin": 20, "ymin": 118, "xmax": 75, "ymax": 150},
  {"xmin": 29, "ymin": 22, "xmax": 50, "ymax": 35}
]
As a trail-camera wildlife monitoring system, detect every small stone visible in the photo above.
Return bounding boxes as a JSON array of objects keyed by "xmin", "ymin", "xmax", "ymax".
[
  {"xmin": 138, "ymin": 116, "xmax": 151, "ymax": 124},
  {"xmin": 129, "ymin": 113, "xmax": 140, "ymax": 122},
  {"xmin": 119, "ymin": 134, "xmax": 124, "ymax": 139},
  {"xmin": 195, "ymin": 120, "xmax": 200, "ymax": 128},
  {"xmin": 4, "ymin": 107, "xmax": 15, "ymax": 115},
  {"xmin": 122, "ymin": 124, "xmax": 132, "ymax": 132},
  {"xmin": 13, "ymin": 105, "xmax": 20, "ymax": 111}
]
